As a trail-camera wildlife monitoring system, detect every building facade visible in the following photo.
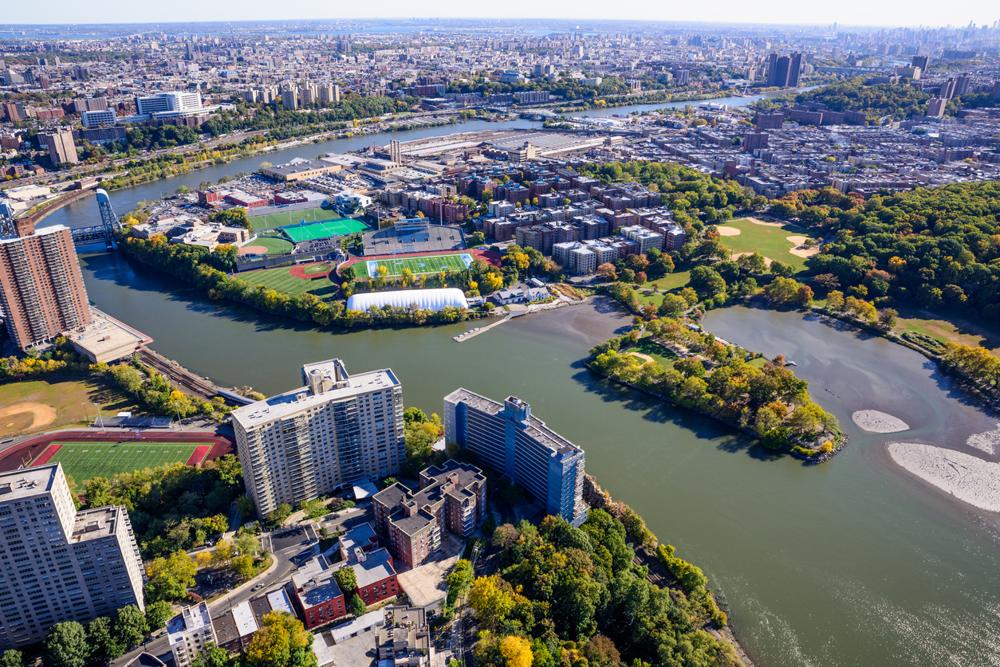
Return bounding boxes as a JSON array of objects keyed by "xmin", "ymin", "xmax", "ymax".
[
  {"xmin": 167, "ymin": 602, "xmax": 217, "ymax": 667},
  {"xmin": 443, "ymin": 389, "xmax": 588, "ymax": 526},
  {"xmin": 231, "ymin": 359, "xmax": 405, "ymax": 516},
  {"xmin": 0, "ymin": 465, "xmax": 145, "ymax": 648},
  {"xmin": 372, "ymin": 460, "xmax": 486, "ymax": 569},
  {"xmin": 0, "ymin": 220, "xmax": 93, "ymax": 350},
  {"xmin": 40, "ymin": 128, "xmax": 78, "ymax": 165}
]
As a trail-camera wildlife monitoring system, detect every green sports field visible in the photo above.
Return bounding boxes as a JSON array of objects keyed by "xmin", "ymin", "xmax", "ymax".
[
  {"xmin": 366, "ymin": 253, "xmax": 473, "ymax": 278},
  {"xmin": 238, "ymin": 264, "xmax": 338, "ymax": 298},
  {"xmin": 715, "ymin": 217, "xmax": 816, "ymax": 272},
  {"xmin": 41, "ymin": 441, "xmax": 207, "ymax": 482},
  {"xmin": 249, "ymin": 206, "xmax": 335, "ymax": 231},
  {"xmin": 280, "ymin": 218, "xmax": 367, "ymax": 243}
]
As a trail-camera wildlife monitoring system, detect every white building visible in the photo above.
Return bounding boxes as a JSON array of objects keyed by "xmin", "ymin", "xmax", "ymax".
[
  {"xmin": 167, "ymin": 602, "xmax": 216, "ymax": 667},
  {"xmin": 346, "ymin": 288, "xmax": 468, "ymax": 313},
  {"xmin": 134, "ymin": 91, "xmax": 203, "ymax": 120},
  {"xmin": 620, "ymin": 225, "xmax": 664, "ymax": 253},
  {"xmin": 231, "ymin": 359, "xmax": 405, "ymax": 516},
  {"xmin": 0, "ymin": 465, "xmax": 145, "ymax": 647},
  {"xmin": 81, "ymin": 109, "xmax": 116, "ymax": 128}
]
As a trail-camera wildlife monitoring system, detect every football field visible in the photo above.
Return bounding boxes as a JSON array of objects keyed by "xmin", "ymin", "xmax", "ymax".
[
  {"xmin": 365, "ymin": 253, "xmax": 473, "ymax": 278},
  {"xmin": 33, "ymin": 441, "xmax": 210, "ymax": 482}
]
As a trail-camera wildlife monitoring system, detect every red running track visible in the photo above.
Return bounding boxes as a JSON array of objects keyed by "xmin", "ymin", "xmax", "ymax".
[
  {"xmin": 31, "ymin": 444, "xmax": 62, "ymax": 466},
  {"xmin": 0, "ymin": 430, "xmax": 235, "ymax": 473},
  {"xmin": 185, "ymin": 445, "xmax": 211, "ymax": 466}
]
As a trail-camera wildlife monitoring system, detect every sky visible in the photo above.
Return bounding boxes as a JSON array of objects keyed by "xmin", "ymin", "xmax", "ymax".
[{"xmin": 3, "ymin": 0, "xmax": 998, "ymax": 28}]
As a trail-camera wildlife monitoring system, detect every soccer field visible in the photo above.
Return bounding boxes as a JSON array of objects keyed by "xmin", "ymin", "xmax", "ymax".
[
  {"xmin": 280, "ymin": 218, "xmax": 367, "ymax": 243},
  {"xmin": 366, "ymin": 253, "xmax": 473, "ymax": 278},
  {"xmin": 249, "ymin": 207, "xmax": 334, "ymax": 231},
  {"xmin": 37, "ymin": 441, "xmax": 208, "ymax": 482}
]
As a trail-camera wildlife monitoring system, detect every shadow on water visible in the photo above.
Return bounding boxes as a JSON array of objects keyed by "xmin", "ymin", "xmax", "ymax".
[{"xmin": 568, "ymin": 360, "xmax": 784, "ymax": 463}]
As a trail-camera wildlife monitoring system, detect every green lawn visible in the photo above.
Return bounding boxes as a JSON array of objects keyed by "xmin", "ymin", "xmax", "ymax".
[
  {"xmin": 891, "ymin": 310, "xmax": 1000, "ymax": 355},
  {"xmin": 280, "ymin": 218, "xmax": 367, "ymax": 243},
  {"xmin": 44, "ymin": 441, "xmax": 203, "ymax": 482},
  {"xmin": 629, "ymin": 337, "xmax": 677, "ymax": 368},
  {"xmin": 366, "ymin": 253, "xmax": 473, "ymax": 278},
  {"xmin": 253, "ymin": 235, "xmax": 295, "ymax": 256},
  {"xmin": 636, "ymin": 271, "xmax": 691, "ymax": 305},
  {"xmin": 238, "ymin": 265, "xmax": 339, "ymax": 299},
  {"xmin": 715, "ymin": 217, "xmax": 816, "ymax": 272},
  {"xmin": 0, "ymin": 378, "xmax": 137, "ymax": 438},
  {"xmin": 249, "ymin": 206, "xmax": 335, "ymax": 231}
]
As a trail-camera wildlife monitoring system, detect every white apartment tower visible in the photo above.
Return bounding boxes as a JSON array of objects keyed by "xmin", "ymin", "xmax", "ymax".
[
  {"xmin": 0, "ymin": 465, "xmax": 145, "ymax": 648},
  {"xmin": 231, "ymin": 359, "xmax": 405, "ymax": 516}
]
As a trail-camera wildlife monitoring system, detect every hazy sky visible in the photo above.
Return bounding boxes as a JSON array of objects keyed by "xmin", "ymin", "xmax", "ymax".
[{"xmin": 4, "ymin": 0, "xmax": 998, "ymax": 28}]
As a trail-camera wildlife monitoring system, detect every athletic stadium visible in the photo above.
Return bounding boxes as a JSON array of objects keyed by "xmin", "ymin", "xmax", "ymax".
[
  {"xmin": 365, "ymin": 252, "xmax": 474, "ymax": 278},
  {"xmin": 279, "ymin": 217, "xmax": 368, "ymax": 244}
]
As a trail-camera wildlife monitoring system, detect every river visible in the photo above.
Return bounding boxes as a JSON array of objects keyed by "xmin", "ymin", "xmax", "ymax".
[
  {"xmin": 55, "ymin": 95, "xmax": 1000, "ymax": 666},
  {"xmin": 78, "ymin": 251, "xmax": 1000, "ymax": 667}
]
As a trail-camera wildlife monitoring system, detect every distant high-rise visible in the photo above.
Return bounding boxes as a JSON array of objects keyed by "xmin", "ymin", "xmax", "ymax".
[
  {"xmin": 0, "ymin": 464, "xmax": 145, "ymax": 648},
  {"xmin": 40, "ymin": 128, "xmax": 78, "ymax": 165},
  {"xmin": 281, "ymin": 87, "xmax": 299, "ymax": 110},
  {"xmin": 231, "ymin": 359, "xmax": 405, "ymax": 516},
  {"xmin": 912, "ymin": 55, "xmax": 930, "ymax": 72},
  {"xmin": 389, "ymin": 139, "xmax": 402, "ymax": 165},
  {"xmin": 767, "ymin": 52, "xmax": 802, "ymax": 88},
  {"xmin": 444, "ymin": 389, "xmax": 588, "ymax": 526},
  {"xmin": 0, "ymin": 220, "xmax": 92, "ymax": 350}
]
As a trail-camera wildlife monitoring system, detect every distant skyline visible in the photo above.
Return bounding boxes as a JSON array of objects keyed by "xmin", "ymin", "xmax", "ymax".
[{"xmin": 3, "ymin": 0, "xmax": 999, "ymax": 30}]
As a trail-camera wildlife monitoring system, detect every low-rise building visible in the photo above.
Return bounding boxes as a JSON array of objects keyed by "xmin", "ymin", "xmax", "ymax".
[
  {"xmin": 372, "ymin": 460, "xmax": 486, "ymax": 569},
  {"xmin": 375, "ymin": 606, "xmax": 432, "ymax": 667},
  {"xmin": 167, "ymin": 602, "xmax": 216, "ymax": 667}
]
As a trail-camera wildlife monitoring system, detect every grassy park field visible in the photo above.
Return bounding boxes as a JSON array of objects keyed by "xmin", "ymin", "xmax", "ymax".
[
  {"xmin": 714, "ymin": 217, "xmax": 818, "ymax": 272},
  {"xmin": 238, "ymin": 263, "xmax": 338, "ymax": 298},
  {"xmin": 636, "ymin": 270, "xmax": 691, "ymax": 306},
  {"xmin": 365, "ymin": 252, "xmax": 473, "ymax": 278},
  {"xmin": 0, "ymin": 379, "xmax": 136, "ymax": 439},
  {"xmin": 34, "ymin": 440, "xmax": 210, "ymax": 482}
]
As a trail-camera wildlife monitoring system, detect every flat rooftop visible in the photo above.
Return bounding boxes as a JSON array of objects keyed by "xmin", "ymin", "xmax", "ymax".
[
  {"xmin": 231, "ymin": 362, "xmax": 399, "ymax": 430},
  {"xmin": 0, "ymin": 464, "xmax": 59, "ymax": 501},
  {"xmin": 65, "ymin": 308, "xmax": 151, "ymax": 362},
  {"xmin": 445, "ymin": 388, "xmax": 582, "ymax": 457},
  {"xmin": 72, "ymin": 506, "xmax": 122, "ymax": 542}
]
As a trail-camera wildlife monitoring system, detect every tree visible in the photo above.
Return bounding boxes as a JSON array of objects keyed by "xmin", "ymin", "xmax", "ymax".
[
  {"xmin": 499, "ymin": 635, "xmax": 533, "ymax": 667},
  {"xmin": 689, "ymin": 266, "xmax": 727, "ymax": 301},
  {"xmin": 826, "ymin": 290, "xmax": 845, "ymax": 311},
  {"xmin": 45, "ymin": 622, "xmax": 88, "ymax": 667},
  {"xmin": 146, "ymin": 551, "xmax": 198, "ymax": 602},
  {"xmin": 190, "ymin": 645, "xmax": 236, "ymax": 667},
  {"xmin": 245, "ymin": 612, "xmax": 315, "ymax": 667},
  {"xmin": 0, "ymin": 651, "xmax": 22, "ymax": 667},
  {"xmin": 446, "ymin": 559, "xmax": 474, "ymax": 607},
  {"xmin": 114, "ymin": 604, "xmax": 148, "ymax": 650},
  {"xmin": 266, "ymin": 503, "xmax": 292, "ymax": 527},
  {"xmin": 232, "ymin": 554, "xmax": 257, "ymax": 581},
  {"xmin": 348, "ymin": 593, "xmax": 366, "ymax": 617},
  {"xmin": 596, "ymin": 263, "xmax": 618, "ymax": 281},
  {"xmin": 334, "ymin": 566, "xmax": 358, "ymax": 594},
  {"xmin": 469, "ymin": 576, "xmax": 518, "ymax": 630},
  {"xmin": 86, "ymin": 616, "xmax": 123, "ymax": 665},
  {"xmin": 878, "ymin": 308, "xmax": 898, "ymax": 330},
  {"xmin": 145, "ymin": 600, "xmax": 174, "ymax": 632}
]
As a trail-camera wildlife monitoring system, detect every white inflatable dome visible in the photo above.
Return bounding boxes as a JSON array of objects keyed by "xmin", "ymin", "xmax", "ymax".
[{"xmin": 347, "ymin": 288, "xmax": 469, "ymax": 312}]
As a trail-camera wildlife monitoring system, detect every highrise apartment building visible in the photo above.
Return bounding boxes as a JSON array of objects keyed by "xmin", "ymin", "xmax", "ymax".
[
  {"xmin": 231, "ymin": 359, "xmax": 405, "ymax": 516},
  {"xmin": 443, "ymin": 389, "xmax": 588, "ymax": 526},
  {"xmin": 0, "ymin": 220, "xmax": 92, "ymax": 350},
  {"xmin": 0, "ymin": 465, "xmax": 145, "ymax": 648},
  {"xmin": 39, "ymin": 128, "xmax": 78, "ymax": 165}
]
